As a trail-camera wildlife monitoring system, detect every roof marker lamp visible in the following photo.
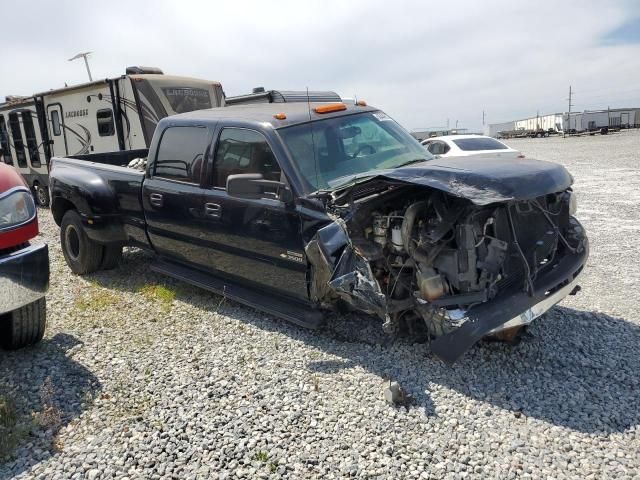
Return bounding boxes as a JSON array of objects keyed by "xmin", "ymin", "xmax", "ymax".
[{"xmin": 314, "ymin": 103, "xmax": 347, "ymax": 114}]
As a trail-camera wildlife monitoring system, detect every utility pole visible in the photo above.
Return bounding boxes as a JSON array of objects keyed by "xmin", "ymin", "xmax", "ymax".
[
  {"xmin": 565, "ymin": 85, "xmax": 573, "ymax": 137},
  {"xmin": 482, "ymin": 110, "xmax": 485, "ymax": 126},
  {"xmin": 68, "ymin": 52, "xmax": 93, "ymax": 81}
]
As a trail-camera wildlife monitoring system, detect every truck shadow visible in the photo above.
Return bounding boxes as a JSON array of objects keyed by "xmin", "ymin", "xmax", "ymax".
[
  {"xmin": 0, "ymin": 333, "xmax": 101, "ymax": 477},
  {"xmin": 241, "ymin": 304, "xmax": 640, "ymax": 434}
]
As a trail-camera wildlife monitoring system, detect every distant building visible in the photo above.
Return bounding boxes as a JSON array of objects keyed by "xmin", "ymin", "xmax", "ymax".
[
  {"xmin": 485, "ymin": 107, "xmax": 640, "ymax": 137},
  {"xmin": 411, "ymin": 127, "xmax": 471, "ymax": 141}
]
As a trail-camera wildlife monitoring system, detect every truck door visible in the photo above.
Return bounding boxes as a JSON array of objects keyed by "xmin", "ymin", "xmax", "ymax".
[
  {"xmin": 46, "ymin": 104, "xmax": 67, "ymax": 157},
  {"xmin": 200, "ymin": 127, "xmax": 308, "ymax": 300},
  {"xmin": 142, "ymin": 125, "xmax": 210, "ymax": 264}
]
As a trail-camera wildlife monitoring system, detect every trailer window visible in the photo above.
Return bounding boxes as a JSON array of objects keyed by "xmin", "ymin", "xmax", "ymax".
[
  {"xmin": 154, "ymin": 126, "xmax": 208, "ymax": 183},
  {"xmin": 212, "ymin": 128, "xmax": 281, "ymax": 188},
  {"xmin": 0, "ymin": 115, "xmax": 13, "ymax": 165},
  {"xmin": 96, "ymin": 109, "xmax": 115, "ymax": 136},
  {"xmin": 50, "ymin": 110, "xmax": 61, "ymax": 136},
  {"xmin": 8, "ymin": 113, "xmax": 27, "ymax": 168},
  {"xmin": 21, "ymin": 111, "xmax": 41, "ymax": 168}
]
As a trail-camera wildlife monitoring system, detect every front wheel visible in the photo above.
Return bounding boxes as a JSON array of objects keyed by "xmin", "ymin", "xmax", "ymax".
[
  {"xmin": 1, "ymin": 298, "xmax": 47, "ymax": 350},
  {"xmin": 60, "ymin": 210, "xmax": 104, "ymax": 274}
]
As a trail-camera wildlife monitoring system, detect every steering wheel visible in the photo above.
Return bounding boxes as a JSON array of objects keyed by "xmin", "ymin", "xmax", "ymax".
[{"xmin": 351, "ymin": 144, "xmax": 376, "ymax": 158}]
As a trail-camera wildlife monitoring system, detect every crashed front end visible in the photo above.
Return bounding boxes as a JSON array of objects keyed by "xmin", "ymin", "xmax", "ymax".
[{"xmin": 306, "ymin": 162, "xmax": 588, "ymax": 364}]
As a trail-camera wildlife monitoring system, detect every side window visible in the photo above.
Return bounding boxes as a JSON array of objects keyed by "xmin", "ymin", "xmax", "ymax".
[
  {"xmin": 153, "ymin": 126, "xmax": 208, "ymax": 183},
  {"xmin": 21, "ymin": 111, "xmax": 41, "ymax": 168},
  {"xmin": 96, "ymin": 109, "xmax": 115, "ymax": 137},
  {"xmin": 50, "ymin": 110, "xmax": 61, "ymax": 136},
  {"xmin": 212, "ymin": 128, "xmax": 281, "ymax": 188},
  {"xmin": 8, "ymin": 112, "xmax": 27, "ymax": 168},
  {"xmin": 442, "ymin": 142, "xmax": 451, "ymax": 154},
  {"xmin": 0, "ymin": 115, "xmax": 13, "ymax": 165}
]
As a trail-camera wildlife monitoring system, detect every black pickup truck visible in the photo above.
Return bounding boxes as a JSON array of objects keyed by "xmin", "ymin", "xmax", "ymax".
[{"xmin": 49, "ymin": 102, "xmax": 588, "ymax": 364}]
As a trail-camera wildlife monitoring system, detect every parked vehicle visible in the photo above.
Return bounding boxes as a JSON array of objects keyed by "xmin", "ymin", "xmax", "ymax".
[
  {"xmin": 0, "ymin": 163, "xmax": 49, "ymax": 349},
  {"xmin": 0, "ymin": 67, "xmax": 225, "ymax": 206},
  {"xmin": 422, "ymin": 135, "xmax": 523, "ymax": 158},
  {"xmin": 49, "ymin": 102, "xmax": 588, "ymax": 364}
]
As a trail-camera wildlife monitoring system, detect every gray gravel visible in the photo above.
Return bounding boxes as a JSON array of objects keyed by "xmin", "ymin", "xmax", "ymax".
[{"xmin": 1, "ymin": 130, "xmax": 640, "ymax": 479}]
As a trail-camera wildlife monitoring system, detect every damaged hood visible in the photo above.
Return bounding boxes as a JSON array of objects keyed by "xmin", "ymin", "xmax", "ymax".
[{"xmin": 333, "ymin": 156, "xmax": 573, "ymax": 205}]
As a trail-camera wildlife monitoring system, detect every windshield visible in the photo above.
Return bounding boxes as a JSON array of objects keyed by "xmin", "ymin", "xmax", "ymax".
[
  {"xmin": 453, "ymin": 137, "xmax": 508, "ymax": 151},
  {"xmin": 278, "ymin": 111, "xmax": 431, "ymax": 191}
]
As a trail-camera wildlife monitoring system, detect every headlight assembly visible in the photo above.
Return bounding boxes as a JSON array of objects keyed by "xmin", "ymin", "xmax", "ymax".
[{"xmin": 0, "ymin": 188, "xmax": 37, "ymax": 230}]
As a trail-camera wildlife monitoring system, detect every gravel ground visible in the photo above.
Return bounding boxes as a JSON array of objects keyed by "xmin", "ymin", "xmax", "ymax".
[{"xmin": 1, "ymin": 130, "xmax": 639, "ymax": 479}]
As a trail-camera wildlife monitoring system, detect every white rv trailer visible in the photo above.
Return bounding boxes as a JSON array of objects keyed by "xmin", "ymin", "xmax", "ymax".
[
  {"xmin": 0, "ymin": 67, "xmax": 224, "ymax": 205},
  {"xmin": 0, "ymin": 96, "xmax": 49, "ymax": 204}
]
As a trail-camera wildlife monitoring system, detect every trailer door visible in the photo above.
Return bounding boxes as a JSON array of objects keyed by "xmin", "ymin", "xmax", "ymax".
[{"xmin": 46, "ymin": 104, "xmax": 67, "ymax": 156}]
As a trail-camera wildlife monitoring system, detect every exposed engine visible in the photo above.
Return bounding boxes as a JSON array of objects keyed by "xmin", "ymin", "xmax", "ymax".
[{"xmin": 326, "ymin": 185, "xmax": 581, "ymax": 338}]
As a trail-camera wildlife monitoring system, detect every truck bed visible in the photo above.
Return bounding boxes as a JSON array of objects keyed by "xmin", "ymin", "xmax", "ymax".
[
  {"xmin": 67, "ymin": 148, "xmax": 149, "ymax": 168},
  {"xmin": 49, "ymin": 151, "xmax": 150, "ymax": 249}
]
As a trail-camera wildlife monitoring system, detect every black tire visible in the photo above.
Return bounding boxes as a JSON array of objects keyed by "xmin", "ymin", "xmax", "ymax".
[
  {"xmin": 34, "ymin": 183, "xmax": 50, "ymax": 207},
  {"xmin": 1, "ymin": 297, "xmax": 46, "ymax": 350},
  {"xmin": 100, "ymin": 245, "xmax": 123, "ymax": 270},
  {"xmin": 60, "ymin": 210, "xmax": 104, "ymax": 274}
]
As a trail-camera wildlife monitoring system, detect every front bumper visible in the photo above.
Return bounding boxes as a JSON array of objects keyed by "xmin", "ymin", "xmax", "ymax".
[
  {"xmin": 431, "ymin": 234, "xmax": 589, "ymax": 365},
  {"xmin": 0, "ymin": 243, "xmax": 49, "ymax": 315}
]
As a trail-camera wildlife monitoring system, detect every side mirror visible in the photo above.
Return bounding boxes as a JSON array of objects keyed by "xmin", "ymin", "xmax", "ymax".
[{"xmin": 227, "ymin": 173, "xmax": 293, "ymax": 203}]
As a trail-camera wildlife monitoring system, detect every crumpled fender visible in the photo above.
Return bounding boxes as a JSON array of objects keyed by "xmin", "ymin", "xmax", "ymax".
[{"xmin": 305, "ymin": 220, "xmax": 387, "ymax": 318}]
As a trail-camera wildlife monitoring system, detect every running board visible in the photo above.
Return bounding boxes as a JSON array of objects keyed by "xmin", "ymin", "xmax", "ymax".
[{"xmin": 150, "ymin": 258, "xmax": 324, "ymax": 330}]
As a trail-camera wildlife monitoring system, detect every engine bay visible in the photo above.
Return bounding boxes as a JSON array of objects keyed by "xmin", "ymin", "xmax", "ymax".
[{"xmin": 313, "ymin": 183, "xmax": 582, "ymax": 339}]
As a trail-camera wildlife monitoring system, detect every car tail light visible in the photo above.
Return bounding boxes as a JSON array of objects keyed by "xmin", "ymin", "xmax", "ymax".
[{"xmin": 0, "ymin": 187, "xmax": 36, "ymax": 231}]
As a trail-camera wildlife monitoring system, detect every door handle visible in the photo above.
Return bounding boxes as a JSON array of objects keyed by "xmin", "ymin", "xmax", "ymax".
[
  {"xmin": 149, "ymin": 193, "xmax": 163, "ymax": 208},
  {"xmin": 204, "ymin": 202, "xmax": 222, "ymax": 218}
]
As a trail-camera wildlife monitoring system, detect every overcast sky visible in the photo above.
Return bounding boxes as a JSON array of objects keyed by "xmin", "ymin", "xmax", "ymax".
[{"xmin": 2, "ymin": 0, "xmax": 640, "ymax": 130}]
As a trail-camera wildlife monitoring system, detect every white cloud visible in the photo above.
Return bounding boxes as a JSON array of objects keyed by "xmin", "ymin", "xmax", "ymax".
[{"xmin": 1, "ymin": 0, "xmax": 639, "ymax": 130}]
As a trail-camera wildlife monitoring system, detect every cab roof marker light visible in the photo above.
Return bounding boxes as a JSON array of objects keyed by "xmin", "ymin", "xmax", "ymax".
[
  {"xmin": 314, "ymin": 103, "xmax": 347, "ymax": 114},
  {"xmin": 274, "ymin": 113, "xmax": 287, "ymax": 120},
  {"xmin": 356, "ymin": 100, "xmax": 367, "ymax": 106}
]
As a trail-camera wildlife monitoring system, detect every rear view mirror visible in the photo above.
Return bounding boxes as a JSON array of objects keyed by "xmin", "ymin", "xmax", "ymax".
[
  {"xmin": 227, "ymin": 173, "xmax": 293, "ymax": 203},
  {"xmin": 340, "ymin": 126, "xmax": 361, "ymax": 139}
]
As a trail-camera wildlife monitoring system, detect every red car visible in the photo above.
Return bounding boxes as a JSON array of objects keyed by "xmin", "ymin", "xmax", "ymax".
[{"xmin": 0, "ymin": 163, "xmax": 49, "ymax": 349}]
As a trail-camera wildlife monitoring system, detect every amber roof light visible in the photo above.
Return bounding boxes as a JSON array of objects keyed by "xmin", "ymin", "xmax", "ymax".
[
  {"xmin": 314, "ymin": 103, "xmax": 347, "ymax": 114},
  {"xmin": 273, "ymin": 113, "xmax": 287, "ymax": 120}
]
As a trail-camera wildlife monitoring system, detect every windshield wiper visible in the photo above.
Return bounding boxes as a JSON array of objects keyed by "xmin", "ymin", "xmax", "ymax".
[{"xmin": 396, "ymin": 158, "xmax": 428, "ymax": 168}]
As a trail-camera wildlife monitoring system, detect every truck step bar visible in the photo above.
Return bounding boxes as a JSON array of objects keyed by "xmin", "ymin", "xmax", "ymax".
[{"xmin": 150, "ymin": 258, "xmax": 325, "ymax": 330}]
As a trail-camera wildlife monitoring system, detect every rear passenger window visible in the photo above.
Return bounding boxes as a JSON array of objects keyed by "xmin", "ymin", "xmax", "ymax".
[
  {"xmin": 96, "ymin": 109, "xmax": 115, "ymax": 136},
  {"xmin": 154, "ymin": 126, "xmax": 208, "ymax": 183},
  {"xmin": 212, "ymin": 128, "xmax": 281, "ymax": 188}
]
